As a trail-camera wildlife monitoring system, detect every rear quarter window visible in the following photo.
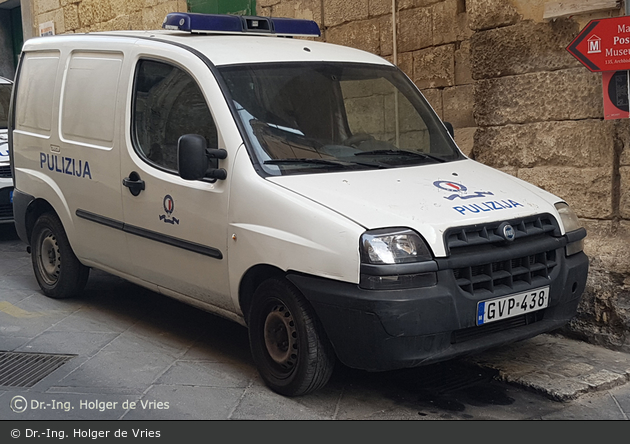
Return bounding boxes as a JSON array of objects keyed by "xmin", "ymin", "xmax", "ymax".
[{"xmin": 15, "ymin": 51, "xmax": 60, "ymax": 135}]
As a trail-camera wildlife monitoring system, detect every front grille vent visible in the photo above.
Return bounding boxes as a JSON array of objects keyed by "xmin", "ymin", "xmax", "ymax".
[
  {"xmin": 0, "ymin": 165, "xmax": 11, "ymax": 178},
  {"xmin": 0, "ymin": 203, "xmax": 12, "ymax": 219},
  {"xmin": 445, "ymin": 214, "xmax": 558, "ymax": 253},
  {"xmin": 453, "ymin": 250, "xmax": 556, "ymax": 295},
  {"xmin": 451, "ymin": 311, "xmax": 544, "ymax": 344},
  {"xmin": 0, "ymin": 351, "xmax": 75, "ymax": 388}
]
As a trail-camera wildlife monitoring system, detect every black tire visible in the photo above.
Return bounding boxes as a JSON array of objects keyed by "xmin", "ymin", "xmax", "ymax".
[
  {"xmin": 30, "ymin": 213, "xmax": 89, "ymax": 299},
  {"xmin": 248, "ymin": 278, "xmax": 335, "ymax": 396}
]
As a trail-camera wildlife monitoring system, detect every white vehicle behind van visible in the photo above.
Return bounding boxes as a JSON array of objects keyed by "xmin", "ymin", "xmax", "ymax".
[
  {"xmin": 9, "ymin": 13, "xmax": 589, "ymax": 396},
  {"xmin": 0, "ymin": 76, "xmax": 14, "ymax": 224}
]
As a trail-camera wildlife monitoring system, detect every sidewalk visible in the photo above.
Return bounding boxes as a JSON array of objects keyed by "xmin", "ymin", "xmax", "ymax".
[
  {"xmin": 466, "ymin": 334, "xmax": 630, "ymax": 403},
  {"xmin": 0, "ymin": 226, "xmax": 629, "ymax": 420}
]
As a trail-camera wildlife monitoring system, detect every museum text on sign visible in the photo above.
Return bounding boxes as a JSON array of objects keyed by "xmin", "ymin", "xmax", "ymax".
[{"xmin": 567, "ymin": 16, "xmax": 630, "ymax": 72}]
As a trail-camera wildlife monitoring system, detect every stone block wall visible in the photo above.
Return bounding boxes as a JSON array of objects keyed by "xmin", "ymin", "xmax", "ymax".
[
  {"xmin": 466, "ymin": 0, "xmax": 630, "ymax": 350},
  {"xmin": 31, "ymin": 0, "xmax": 187, "ymax": 34},
  {"xmin": 260, "ymin": 0, "xmax": 630, "ymax": 351}
]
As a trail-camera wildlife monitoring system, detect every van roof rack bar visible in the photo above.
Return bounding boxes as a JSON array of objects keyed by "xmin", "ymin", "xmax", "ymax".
[{"xmin": 162, "ymin": 12, "xmax": 321, "ymax": 37}]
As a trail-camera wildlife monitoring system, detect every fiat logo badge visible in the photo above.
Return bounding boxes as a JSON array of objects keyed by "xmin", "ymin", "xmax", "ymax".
[{"xmin": 499, "ymin": 222, "xmax": 515, "ymax": 241}]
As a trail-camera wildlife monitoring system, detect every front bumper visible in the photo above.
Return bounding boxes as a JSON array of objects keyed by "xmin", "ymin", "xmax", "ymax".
[
  {"xmin": 0, "ymin": 175, "xmax": 14, "ymax": 223},
  {"xmin": 288, "ymin": 250, "xmax": 588, "ymax": 371}
]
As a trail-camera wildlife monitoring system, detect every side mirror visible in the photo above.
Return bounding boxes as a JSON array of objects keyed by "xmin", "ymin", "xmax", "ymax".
[
  {"xmin": 443, "ymin": 121, "xmax": 454, "ymax": 138},
  {"xmin": 177, "ymin": 134, "xmax": 227, "ymax": 181}
]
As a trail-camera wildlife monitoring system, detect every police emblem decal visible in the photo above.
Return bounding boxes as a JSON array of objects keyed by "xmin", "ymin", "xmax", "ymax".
[
  {"xmin": 159, "ymin": 194, "xmax": 180, "ymax": 225},
  {"xmin": 433, "ymin": 180, "xmax": 494, "ymax": 201}
]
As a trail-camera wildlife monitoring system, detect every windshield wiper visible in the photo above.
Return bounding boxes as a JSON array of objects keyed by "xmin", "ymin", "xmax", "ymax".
[
  {"xmin": 354, "ymin": 149, "xmax": 446, "ymax": 163},
  {"xmin": 266, "ymin": 123, "xmax": 305, "ymax": 136},
  {"xmin": 264, "ymin": 158, "xmax": 348, "ymax": 167},
  {"xmin": 264, "ymin": 158, "xmax": 388, "ymax": 169}
]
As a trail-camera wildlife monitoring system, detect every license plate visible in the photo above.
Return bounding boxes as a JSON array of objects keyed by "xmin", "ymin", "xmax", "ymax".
[
  {"xmin": 9, "ymin": 189, "xmax": 13, "ymax": 203},
  {"xmin": 477, "ymin": 287, "xmax": 549, "ymax": 326}
]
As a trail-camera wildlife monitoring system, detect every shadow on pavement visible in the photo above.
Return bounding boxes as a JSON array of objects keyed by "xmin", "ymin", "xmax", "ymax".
[{"xmin": 0, "ymin": 224, "xmax": 20, "ymax": 242}]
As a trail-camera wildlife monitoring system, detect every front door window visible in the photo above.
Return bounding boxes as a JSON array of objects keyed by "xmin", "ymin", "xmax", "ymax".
[{"xmin": 132, "ymin": 59, "xmax": 218, "ymax": 172}]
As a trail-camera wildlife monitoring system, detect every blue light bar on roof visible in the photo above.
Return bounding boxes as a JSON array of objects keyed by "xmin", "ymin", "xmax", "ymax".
[{"xmin": 162, "ymin": 12, "xmax": 321, "ymax": 37}]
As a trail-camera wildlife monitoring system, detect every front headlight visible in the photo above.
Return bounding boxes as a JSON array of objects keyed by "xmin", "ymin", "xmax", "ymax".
[
  {"xmin": 360, "ymin": 228, "xmax": 432, "ymax": 264},
  {"xmin": 555, "ymin": 202, "xmax": 581, "ymax": 232},
  {"xmin": 555, "ymin": 202, "xmax": 584, "ymax": 255},
  {"xmin": 359, "ymin": 228, "xmax": 436, "ymax": 290}
]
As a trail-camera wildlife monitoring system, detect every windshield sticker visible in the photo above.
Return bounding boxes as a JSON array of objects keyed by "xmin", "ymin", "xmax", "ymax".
[
  {"xmin": 40, "ymin": 153, "xmax": 92, "ymax": 179},
  {"xmin": 453, "ymin": 200, "xmax": 524, "ymax": 215},
  {"xmin": 159, "ymin": 194, "xmax": 180, "ymax": 225},
  {"xmin": 433, "ymin": 180, "xmax": 494, "ymax": 201}
]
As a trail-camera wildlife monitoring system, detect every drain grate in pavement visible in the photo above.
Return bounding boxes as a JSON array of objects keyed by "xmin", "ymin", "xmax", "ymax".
[{"xmin": 0, "ymin": 351, "xmax": 76, "ymax": 388}]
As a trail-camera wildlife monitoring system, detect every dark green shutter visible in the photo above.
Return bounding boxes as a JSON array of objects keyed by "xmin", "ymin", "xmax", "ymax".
[
  {"xmin": 10, "ymin": 7, "xmax": 22, "ymax": 68},
  {"xmin": 188, "ymin": 0, "xmax": 256, "ymax": 16}
]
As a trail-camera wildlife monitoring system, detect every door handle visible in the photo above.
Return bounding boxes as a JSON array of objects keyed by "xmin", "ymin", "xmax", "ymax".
[{"xmin": 123, "ymin": 172, "xmax": 145, "ymax": 196}]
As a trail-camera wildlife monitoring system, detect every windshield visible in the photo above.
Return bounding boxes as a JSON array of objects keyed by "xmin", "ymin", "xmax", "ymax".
[
  {"xmin": 0, "ymin": 83, "xmax": 12, "ymax": 130},
  {"xmin": 218, "ymin": 63, "xmax": 463, "ymax": 176}
]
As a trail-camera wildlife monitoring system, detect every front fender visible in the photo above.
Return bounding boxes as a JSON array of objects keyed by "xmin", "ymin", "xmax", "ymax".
[{"xmin": 227, "ymin": 147, "xmax": 364, "ymax": 311}]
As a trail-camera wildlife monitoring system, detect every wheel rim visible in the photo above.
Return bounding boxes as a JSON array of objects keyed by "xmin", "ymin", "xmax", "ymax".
[
  {"xmin": 36, "ymin": 228, "xmax": 61, "ymax": 286},
  {"xmin": 263, "ymin": 303, "xmax": 298, "ymax": 371}
]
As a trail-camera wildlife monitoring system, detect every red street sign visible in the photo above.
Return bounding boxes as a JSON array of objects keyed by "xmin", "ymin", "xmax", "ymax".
[{"xmin": 567, "ymin": 16, "xmax": 630, "ymax": 72}]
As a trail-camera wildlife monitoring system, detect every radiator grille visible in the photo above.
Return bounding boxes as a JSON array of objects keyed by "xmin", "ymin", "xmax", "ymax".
[
  {"xmin": 445, "ymin": 214, "xmax": 558, "ymax": 253},
  {"xmin": 453, "ymin": 249, "xmax": 556, "ymax": 295},
  {"xmin": 0, "ymin": 165, "xmax": 11, "ymax": 178}
]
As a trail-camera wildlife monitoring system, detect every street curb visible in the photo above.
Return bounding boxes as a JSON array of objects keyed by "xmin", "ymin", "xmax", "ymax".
[{"xmin": 465, "ymin": 334, "xmax": 630, "ymax": 401}]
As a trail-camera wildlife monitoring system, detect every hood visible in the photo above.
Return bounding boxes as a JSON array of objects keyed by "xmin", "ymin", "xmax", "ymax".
[{"xmin": 267, "ymin": 159, "xmax": 563, "ymax": 257}]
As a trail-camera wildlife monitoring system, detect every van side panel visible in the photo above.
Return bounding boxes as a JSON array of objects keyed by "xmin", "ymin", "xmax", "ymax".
[
  {"xmin": 13, "ymin": 43, "xmax": 130, "ymax": 273},
  {"xmin": 12, "ymin": 50, "xmax": 74, "ymax": 237},
  {"xmin": 55, "ymin": 49, "xmax": 129, "ymax": 269}
]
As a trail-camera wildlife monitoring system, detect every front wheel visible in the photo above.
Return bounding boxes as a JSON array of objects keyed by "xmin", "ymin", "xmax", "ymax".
[
  {"xmin": 31, "ymin": 213, "xmax": 89, "ymax": 299},
  {"xmin": 248, "ymin": 278, "xmax": 335, "ymax": 396}
]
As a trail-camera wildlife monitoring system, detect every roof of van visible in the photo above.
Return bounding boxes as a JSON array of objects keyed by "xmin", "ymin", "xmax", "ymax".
[{"xmin": 24, "ymin": 30, "xmax": 392, "ymax": 67}]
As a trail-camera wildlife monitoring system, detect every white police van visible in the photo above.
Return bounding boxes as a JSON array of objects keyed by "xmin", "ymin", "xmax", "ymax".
[
  {"xmin": 0, "ymin": 76, "xmax": 14, "ymax": 223},
  {"xmin": 9, "ymin": 13, "xmax": 588, "ymax": 396}
]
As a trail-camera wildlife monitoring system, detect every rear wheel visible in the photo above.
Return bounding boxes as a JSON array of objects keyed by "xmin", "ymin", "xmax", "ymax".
[
  {"xmin": 31, "ymin": 213, "xmax": 89, "ymax": 299},
  {"xmin": 248, "ymin": 278, "xmax": 335, "ymax": 396}
]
